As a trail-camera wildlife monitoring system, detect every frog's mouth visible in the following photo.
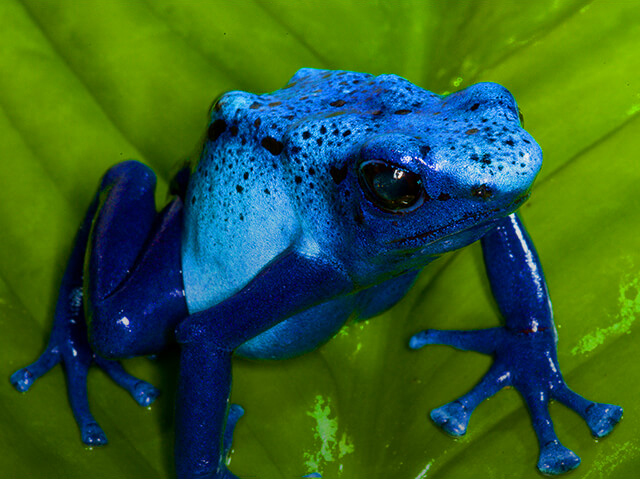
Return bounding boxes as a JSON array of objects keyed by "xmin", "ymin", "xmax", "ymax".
[{"xmin": 387, "ymin": 192, "xmax": 530, "ymax": 247}]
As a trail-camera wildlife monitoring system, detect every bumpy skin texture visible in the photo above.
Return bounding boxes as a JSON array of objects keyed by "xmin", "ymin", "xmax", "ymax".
[{"xmin": 11, "ymin": 69, "xmax": 621, "ymax": 478}]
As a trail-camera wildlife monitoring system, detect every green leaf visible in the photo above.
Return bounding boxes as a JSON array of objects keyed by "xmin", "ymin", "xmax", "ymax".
[{"xmin": 2, "ymin": 1, "xmax": 639, "ymax": 477}]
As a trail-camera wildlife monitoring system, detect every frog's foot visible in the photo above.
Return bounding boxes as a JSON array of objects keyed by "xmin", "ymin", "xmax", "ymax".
[
  {"xmin": 11, "ymin": 339, "xmax": 159, "ymax": 446},
  {"xmin": 409, "ymin": 327, "xmax": 622, "ymax": 475},
  {"xmin": 11, "ymin": 341, "xmax": 110, "ymax": 445}
]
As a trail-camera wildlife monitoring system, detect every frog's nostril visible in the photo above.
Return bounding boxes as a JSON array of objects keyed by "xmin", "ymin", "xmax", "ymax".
[{"xmin": 472, "ymin": 184, "xmax": 493, "ymax": 200}]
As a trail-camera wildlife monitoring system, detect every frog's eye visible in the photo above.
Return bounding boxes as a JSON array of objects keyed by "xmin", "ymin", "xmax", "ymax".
[
  {"xmin": 357, "ymin": 160, "xmax": 426, "ymax": 213},
  {"xmin": 518, "ymin": 108, "xmax": 525, "ymax": 126}
]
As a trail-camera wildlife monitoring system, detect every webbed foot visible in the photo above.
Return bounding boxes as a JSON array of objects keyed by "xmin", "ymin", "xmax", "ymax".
[{"xmin": 410, "ymin": 326, "xmax": 622, "ymax": 475}]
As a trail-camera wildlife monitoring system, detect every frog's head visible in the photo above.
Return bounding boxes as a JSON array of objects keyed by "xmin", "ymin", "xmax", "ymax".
[
  {"xmin": 330, "ymin": 78, "xmax": 543, "ymax": 276},
  {"xmin": 190, "ymin": 68, "xmax": 542, "ymax": 284}
]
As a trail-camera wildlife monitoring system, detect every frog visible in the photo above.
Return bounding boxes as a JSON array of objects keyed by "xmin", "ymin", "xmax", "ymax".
[{"xmin": 10, "ymin": 68, "xmax": 622, "ymax": 478}]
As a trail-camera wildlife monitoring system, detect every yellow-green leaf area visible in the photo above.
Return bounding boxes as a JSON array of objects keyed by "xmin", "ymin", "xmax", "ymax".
[{"xmin": 1, "ymin": 1, "xmax": 639, "ymax": 478}]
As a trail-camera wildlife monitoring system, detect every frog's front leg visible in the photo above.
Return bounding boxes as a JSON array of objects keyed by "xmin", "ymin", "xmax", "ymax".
[
  {"xmin": 410, "ymin": 213, "xmax": 622, "ymax": 475},
  {"xmin": 174, "ymin": 250, "xmax": 353, "ymax": 479}
]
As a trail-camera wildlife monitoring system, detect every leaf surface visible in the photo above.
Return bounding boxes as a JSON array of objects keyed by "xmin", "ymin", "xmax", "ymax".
[{"xmin": 1, "ymin": 1, "xmax": 638, "ymax": 477}]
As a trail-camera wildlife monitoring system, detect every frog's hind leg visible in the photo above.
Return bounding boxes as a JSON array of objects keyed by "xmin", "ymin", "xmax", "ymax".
[
  {"xmin": 11, "ymin": 161, "xmax": 161, "ymax": 445},
  {"xmin": 88, "ymin": 160, "xmax": 158, "ymax": 302},
  {"xmin": 11, "ymin": 192, "xmax": 112, "ymax": 444}
]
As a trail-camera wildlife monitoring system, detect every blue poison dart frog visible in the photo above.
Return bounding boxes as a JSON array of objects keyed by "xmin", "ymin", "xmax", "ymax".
[{"xmin": 11, "ymin": 68, "xmax": 622, "ymax": 478}]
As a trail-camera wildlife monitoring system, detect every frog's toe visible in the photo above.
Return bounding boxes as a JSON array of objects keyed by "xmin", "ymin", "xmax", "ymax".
[
  {"xmin": 10, "ymin": 368, "xmax": 36, "ymax": 392},
  {"xmin": 409, "ymin": 330, "xmax": 432, "ymax": 349},
  {"xmin": 81, "ymin": 422, "xmax": 108, "ymax": 446},
  {"xmin": 552, "ymin": 385, "xmax": 623, "ymax": 439},
  {"xmin": 537, "ymin": 440, "xmax": 580, "ymax": 475},
  {"xmin": 585, "ymin": 403, "xmax": 623, "ymax": 438},
  {"xmin": 431, "ymin": 402, "xmax": 469, "ymax": 436},
  {"xmin": 10, "ymin": 349, "xmax": 60, "ymax": 392},
  {"xmin": 93, "ymin": 355, "xmax": 160, "ymax": 407},
  {"xmin": 132, "ymin": 380, "xmax": 160, "ymax": 407}
]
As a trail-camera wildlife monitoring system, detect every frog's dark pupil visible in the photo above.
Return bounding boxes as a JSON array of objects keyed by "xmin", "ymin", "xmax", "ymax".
[
  {"xmin": 372, "ymin": 170, "xmax": 412, "ymax": 203},
  {"xmin": 358, "ymin": 160, "xmax": 425, "ymax": 213}
]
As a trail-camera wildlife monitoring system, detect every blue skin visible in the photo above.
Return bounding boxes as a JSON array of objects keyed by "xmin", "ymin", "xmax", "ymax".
[{"xmin": 11, "ymin": 68, "xmax": 621, "ymax": 477}]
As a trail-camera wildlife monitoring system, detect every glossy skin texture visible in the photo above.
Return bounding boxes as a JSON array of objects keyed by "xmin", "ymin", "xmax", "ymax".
[{"xmin": 11, "ymin": 69, "xmax": 621, "ymax": 478}]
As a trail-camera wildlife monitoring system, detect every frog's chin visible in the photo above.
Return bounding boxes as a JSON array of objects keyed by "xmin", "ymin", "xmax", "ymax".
[{"xmin": 388, "ymin": 192, "xmax": 530, "ymax": 250}]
